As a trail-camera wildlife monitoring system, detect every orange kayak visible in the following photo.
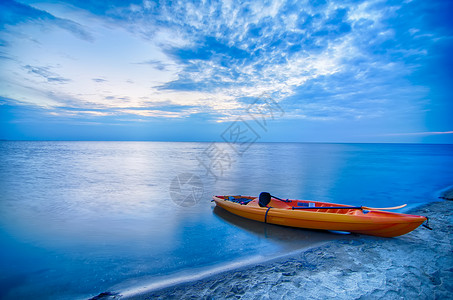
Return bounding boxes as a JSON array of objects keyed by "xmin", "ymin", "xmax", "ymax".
[{"xmin": 212, "ymin": 194, "xmax": 428, "ymax": 237}]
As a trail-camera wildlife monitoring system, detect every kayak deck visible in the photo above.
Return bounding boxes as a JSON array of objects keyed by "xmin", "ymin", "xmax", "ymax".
[{"xmin": 212, "ymin": 195, "xmax": 427, "ymax": 237}]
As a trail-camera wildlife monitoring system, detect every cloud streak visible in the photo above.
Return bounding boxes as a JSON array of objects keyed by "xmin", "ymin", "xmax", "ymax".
[
  {"xmin": 381, "ymin": 131, "xmax": 453, "ymax": 137},
  {"xmin": 0, "ymin": 0, "xmax": 93, "ymax": 41},
  {"xmin": 24, "ymin": 65, "xmax": 71, "ymax": 83}
]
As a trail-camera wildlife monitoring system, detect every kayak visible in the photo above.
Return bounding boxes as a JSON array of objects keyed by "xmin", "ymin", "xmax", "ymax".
[{"xmin": 212, "ymin": 193, "xmax": 428, "ymax": 237}]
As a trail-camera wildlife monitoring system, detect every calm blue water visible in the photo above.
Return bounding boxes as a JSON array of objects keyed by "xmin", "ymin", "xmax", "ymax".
[{"xmin": 0, "ymin": 141, "xmax": 452, "ymax": 299}]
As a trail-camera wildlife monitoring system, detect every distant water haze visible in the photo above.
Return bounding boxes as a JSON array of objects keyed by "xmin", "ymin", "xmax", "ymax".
[{"xmin": 0, "ymin": 141, "xmax": 452, "ymax": 299}]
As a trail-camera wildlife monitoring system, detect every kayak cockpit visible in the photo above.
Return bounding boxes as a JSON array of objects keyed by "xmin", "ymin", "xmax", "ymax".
[
  {"xmin": 215, "ymin": 195, "xmax": 366, "ymax": 215},
  {"xmin": 219, "ymin": 195, "xmax": 255, "ymax": 205}
]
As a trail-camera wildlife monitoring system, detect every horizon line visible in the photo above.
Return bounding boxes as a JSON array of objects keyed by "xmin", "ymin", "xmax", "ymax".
[{"xmin": 1, "ymin": 139, "xmax": 452, "ymax": 145}]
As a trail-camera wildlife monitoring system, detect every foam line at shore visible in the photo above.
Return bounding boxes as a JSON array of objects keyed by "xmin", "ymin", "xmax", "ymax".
[
  {"xmin": 115, "ymin": 240, "xmax": 331, "ymax": 299},
  {"xmin": 117, "ymin": 255, "xmax": 267, "ymax": 298}
]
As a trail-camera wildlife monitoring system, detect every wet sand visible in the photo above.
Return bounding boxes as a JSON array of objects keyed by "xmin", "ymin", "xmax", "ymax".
[{"xmin": 102, "ymin": 190, "xmax": 453, "ymax": 300}]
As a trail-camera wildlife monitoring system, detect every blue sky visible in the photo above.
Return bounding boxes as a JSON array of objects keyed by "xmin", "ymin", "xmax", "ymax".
[{"xmin": 0, "ymin": 0, "xmax": 452, "ymax": 143}]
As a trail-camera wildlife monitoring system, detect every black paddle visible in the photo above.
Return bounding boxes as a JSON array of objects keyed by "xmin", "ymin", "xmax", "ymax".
[{"xmin": 260, "ymin": 192, "xmax": 407, "ymax": 211}]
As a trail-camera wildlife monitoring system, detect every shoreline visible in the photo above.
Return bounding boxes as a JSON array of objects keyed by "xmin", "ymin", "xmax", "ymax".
[{"xmin": 95, "ymin": 188, "xmax": 453, "ymax": 299}]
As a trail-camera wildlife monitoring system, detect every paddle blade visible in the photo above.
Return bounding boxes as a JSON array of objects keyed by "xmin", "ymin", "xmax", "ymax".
[
  {"xmin": 259, "ymin": 192, "xmax": 271, "ymax": 207},
  {"xmin": 362, "ymin": 204, "xmax": 407, "ymax": 210}
]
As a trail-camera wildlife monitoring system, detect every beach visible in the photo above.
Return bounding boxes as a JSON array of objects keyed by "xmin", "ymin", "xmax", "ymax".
[{"xmin": 110, "ymin": 188, "xmax": 453, "ymax": 300}]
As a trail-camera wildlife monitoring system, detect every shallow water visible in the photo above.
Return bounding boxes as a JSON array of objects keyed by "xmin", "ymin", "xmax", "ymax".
[{"xmin": 0, "ymin": 141, "xmax": 452, "ymax": 299}]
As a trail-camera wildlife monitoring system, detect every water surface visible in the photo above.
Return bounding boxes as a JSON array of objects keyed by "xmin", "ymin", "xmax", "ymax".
[{"xmin": 0, "ymin": 142, "xmax": 452, "ymax": 299}]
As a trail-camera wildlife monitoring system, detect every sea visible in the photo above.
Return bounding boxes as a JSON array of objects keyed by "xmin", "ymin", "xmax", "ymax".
[{"xmin": 0, "ymin": 141, "xmax": 452, "ymax": 299}]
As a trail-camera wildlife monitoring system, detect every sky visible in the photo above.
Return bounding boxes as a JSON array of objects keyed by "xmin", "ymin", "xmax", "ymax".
[{"xmin": 0, "ymin": 0, "xmax": 452, "ymax": 143}]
